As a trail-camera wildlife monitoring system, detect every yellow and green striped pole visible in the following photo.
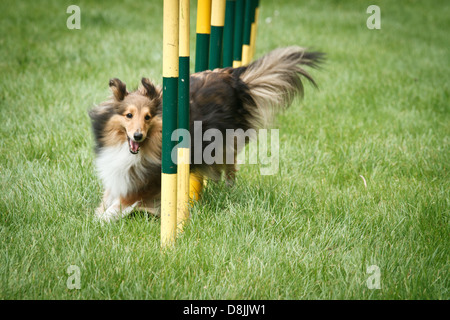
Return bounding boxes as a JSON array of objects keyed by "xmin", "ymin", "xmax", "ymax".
[
  {"xmin": 192, "ymin": 0, "xmax": 211, "ymax": 199},
  {"xmin": 161, "ymin": 0, "xmax": 179, "ymax": 248},
  {"xmin": 177, "ymin": 0, "xmax": 190, "ymax": 232},
  {"xmin": 241, "ymin": 0, "xmax": 253, "ymax": 66},
  {"xmin": 195, "ymin": 0, "xmax": 212, "ymax": 72},
  {"xmin": 222, "ymin": 0, "xmax": 235, "ymax": 67},
  {"xmin": 232, "ymin": 0, "xmax": 244, "ymax": 68},
  {"xmin": 249, "ymin": 0, "xmax": 259, "ymax": 61},
  {"xmin": 209, "ymin": 0, "xmax": 226, "ymax": 70}
]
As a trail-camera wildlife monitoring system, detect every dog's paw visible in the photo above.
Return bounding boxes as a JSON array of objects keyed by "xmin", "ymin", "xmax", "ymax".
[{"xmin": 96, "ymin": 200, "xmax": 140, "ymax": 223}]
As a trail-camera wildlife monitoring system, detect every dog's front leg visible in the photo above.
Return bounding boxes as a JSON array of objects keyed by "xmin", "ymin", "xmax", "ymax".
[
  {"xmin": 96, "ymin": 198, "xmax": 140, "ymax": 222},
  {"xmin": 95, "ymin": 190, "xmax": 111, "ymax": 216}
]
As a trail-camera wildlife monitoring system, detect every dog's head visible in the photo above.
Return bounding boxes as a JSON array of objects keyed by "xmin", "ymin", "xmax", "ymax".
[{"xmin": 105, "ymin": 77, "xmax": 162, "ymax": 154}]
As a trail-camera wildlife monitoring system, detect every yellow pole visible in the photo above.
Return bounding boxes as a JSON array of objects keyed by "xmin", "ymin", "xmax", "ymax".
[
  {"xmin": 177, "ymin": 0, "xmax": 191, "ymax": 232},
  {"xmin": 197, "ymin": 0, "xmax": 212, "ymax": 34},
  {"xmin": 179, "ymin": 0, "xmax": 190, "ymax": 60},
  {"xmin": 161, "ymin": 0, "xmax": 179, "ymax": 248},
  {"xmin": 177, "ymin": 148, "xmax": 190, "ymax": 231},
  {"xmin": 211, "ymin": 0, "xmax": 226, "ymax": 31}
]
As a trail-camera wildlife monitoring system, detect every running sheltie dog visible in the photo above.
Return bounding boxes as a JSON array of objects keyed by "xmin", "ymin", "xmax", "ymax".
[{"xmin": 89, "ymin": 47, "xmax": 323, "ymax": 222}]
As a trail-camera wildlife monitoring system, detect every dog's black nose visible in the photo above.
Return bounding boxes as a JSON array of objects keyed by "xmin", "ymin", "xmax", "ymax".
[{"xmin": 134, "ymin": 132, "xmax": 143, "ymax": 141}]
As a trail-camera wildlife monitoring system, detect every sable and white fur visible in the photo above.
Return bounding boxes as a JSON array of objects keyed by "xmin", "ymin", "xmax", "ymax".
[{"xmin": 89, "ymin": 46, "xmax": 323, "ymax": 222}]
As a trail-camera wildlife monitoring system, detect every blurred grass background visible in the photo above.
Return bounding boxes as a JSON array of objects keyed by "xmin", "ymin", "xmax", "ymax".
[{"xmin": 0, "ymin": 0, "xmax": 448, "ymax": 299}]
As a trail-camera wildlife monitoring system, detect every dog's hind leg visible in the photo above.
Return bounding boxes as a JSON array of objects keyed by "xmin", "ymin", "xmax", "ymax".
[
  {"xmin": 225, "ymin": 147, "xmax": 238, "ymax": 186},
  {"xmin": 225, "ymin": 164, "xmax": 237, "ymax": 186}
]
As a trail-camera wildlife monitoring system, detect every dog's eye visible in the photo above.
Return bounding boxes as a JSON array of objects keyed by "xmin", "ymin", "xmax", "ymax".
[
  {"xmin": 126, "ymin": 113, "xmax": 133, "ymax": 118},
  {"xmin": 145, "ymin": 115, "xmax": 151, "ymax": 120}
]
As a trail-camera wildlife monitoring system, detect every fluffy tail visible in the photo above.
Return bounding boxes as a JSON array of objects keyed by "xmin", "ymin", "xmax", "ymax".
[{"xmin": 240, "ymin": 46, "xmax": 324, "ymax": 128}]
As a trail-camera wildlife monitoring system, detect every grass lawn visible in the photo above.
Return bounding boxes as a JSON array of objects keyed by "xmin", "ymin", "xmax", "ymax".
[{"xmin": 0, "ymin": 0, "xmax": 448, "ymax": 299}]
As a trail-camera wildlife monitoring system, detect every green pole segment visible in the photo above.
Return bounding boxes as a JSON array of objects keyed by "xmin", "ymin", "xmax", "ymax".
[
  {"xmin": 222, "ymin": 0, "xmax": 235, "ymax": 67},
  {"xmin": 242, "ymin": 0, "xmax": 252, "ymax": 48},
  {"xmin": 209, "ymin": 0, "xmax": 226, "ymax": 70},
  {"xmin": 178, "ymin": 56, "xmax": 190, "ymax": 147},
  {"xmin": 232, "ymin": 0, "xmax": 244, "ymax": 66},
  {"xmin": 251, "ymin": 0, "xmax": 257, "ymax": 25},
  {"xmin": 249, "ymin": 0, "xmax": 259, "ymax": 60},
  {"xmin": 162, "ymin": 77, "xmax": 178, "ymax": 174},
  {"xmin": 195, "ymin": 0, "xmax": 211, "ymax": 72},
  {"xmin": 209, "ymin": 26, "xmax": 224, "ymax": 70},
  {"xmin": 195, "ymin": 33, "xmax": 210, "ymax": 72}
]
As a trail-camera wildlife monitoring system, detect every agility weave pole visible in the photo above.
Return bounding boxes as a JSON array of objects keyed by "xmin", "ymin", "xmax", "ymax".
[
  {"xmin": 191, "ymin": 0, "xmax": 214, "ymax": 203},
  {"xmin": 232, "ymin": 0, "xmax": 244, "ymax": 67},
  {"xmin": 200, "ymin": 0, "xmax": 259, "ymax": 70},
  {"xmin": 240, "ymin": 0, "xmax": 253, "ymax": 65},
  {"xmin": 161, "ymin": 0, "xmax": 180, "ymax": 248},
  {"xmin": 177, "ymin": 0, "xmax": 191, "ymax": 233},
  {"xmin": 161, "ymin": 0, "xmax": 196, "ymax": 247},
  {"xmin": 249, "ymin": 0, "xmax": 259, "ymax": 62},
  {"xmin": 195, "ymin": 0, "xmax": 212, "ymax": 72},
  {"xmin": 223, "ymin": 0, "xmax": 258, "ymax": 68},
  {"xmin": 190, "ymin": 0, "xmax": 259, "ymax": 206},
  {"xmin": 222, "ymin": 0, "xmax": 235, "ymax": 67},
  {"xmin": 209, "ymin": 0, "xmax": 226, "ymax": 69},
  {"xmin": 161, "ymin": 0, "xmax": 260, "ymax": 247}
]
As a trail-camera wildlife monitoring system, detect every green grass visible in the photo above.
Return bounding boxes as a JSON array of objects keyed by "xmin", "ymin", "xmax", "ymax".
[{"xmin": 0, "ymin": 0, "xmax": 448, "ymax": 299}]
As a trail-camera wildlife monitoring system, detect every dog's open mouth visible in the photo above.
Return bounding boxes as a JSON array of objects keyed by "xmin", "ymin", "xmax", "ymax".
[{"xmin": 127, "ymin": 137, "xmax": 140, "ymax": 154}]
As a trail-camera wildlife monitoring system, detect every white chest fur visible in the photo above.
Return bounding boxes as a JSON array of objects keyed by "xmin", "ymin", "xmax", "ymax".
[{"xmin": 96, "ymin": 142, "xmax": 148, "ymax": 202}]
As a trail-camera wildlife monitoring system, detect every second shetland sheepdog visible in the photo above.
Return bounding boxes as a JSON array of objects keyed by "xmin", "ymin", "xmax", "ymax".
[{"xmin": 89, "ymin": 46, "xmax": 323, "ymax": 222}]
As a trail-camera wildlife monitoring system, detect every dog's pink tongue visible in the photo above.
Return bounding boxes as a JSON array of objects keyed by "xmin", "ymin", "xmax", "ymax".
[{"xmin": 130, "ymin": 140, "xmax": 139, "ymax": 153}]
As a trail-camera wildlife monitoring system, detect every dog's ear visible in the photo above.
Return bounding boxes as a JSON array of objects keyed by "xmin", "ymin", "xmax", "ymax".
[
  {"xmin": 109, "ymin": 78, "xmax": 128, "ymax": 101},
  {"xmin": 141, "ymin": 78, "xmax": 161, "ymax": 100}
]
